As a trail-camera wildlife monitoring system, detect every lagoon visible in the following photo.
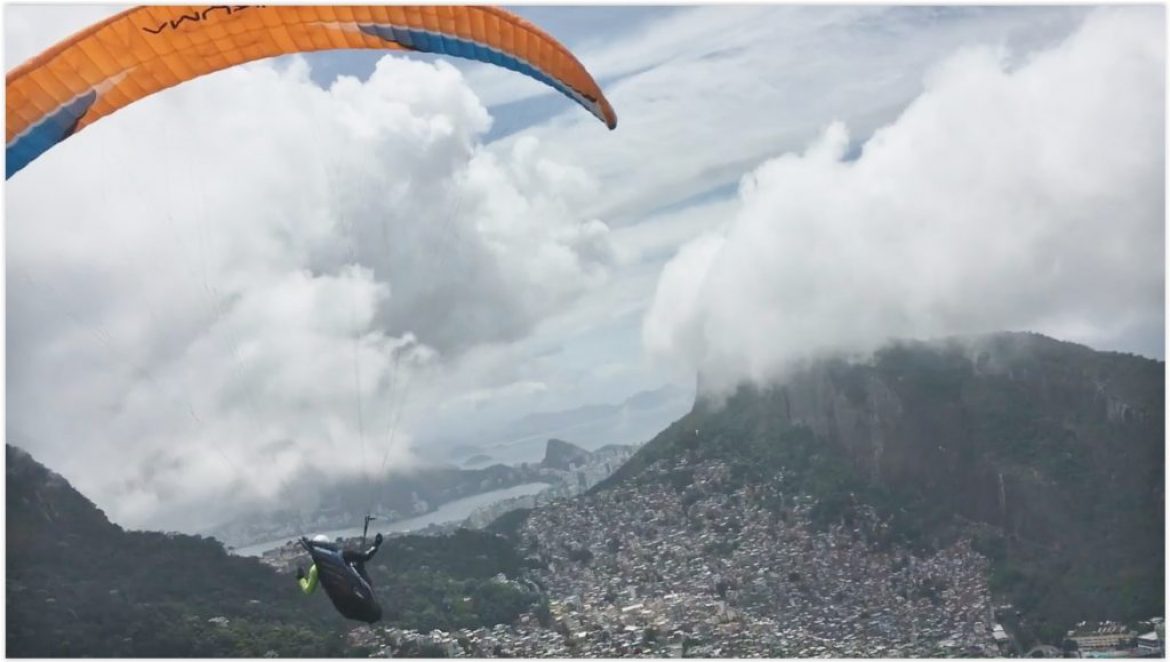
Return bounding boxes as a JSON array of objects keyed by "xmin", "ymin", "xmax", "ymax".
[{"xmin": 231, "ymin": 481, "xmax": 551, "ymax": 557}]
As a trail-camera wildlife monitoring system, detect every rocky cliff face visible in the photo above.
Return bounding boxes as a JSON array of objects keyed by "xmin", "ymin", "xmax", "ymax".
[
  {"xmin": 540, "ymin": 438, "xmax": 592, "ymax": 471},
  {"xmin": 761, "ymin": 333, "xmax": 1162, "ymax": 547}
]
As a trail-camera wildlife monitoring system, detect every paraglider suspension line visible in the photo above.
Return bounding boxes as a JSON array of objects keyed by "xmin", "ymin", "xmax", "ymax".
[{"xmin": 361, "ymin": 514, "xmax": 377, "ymax": 546}]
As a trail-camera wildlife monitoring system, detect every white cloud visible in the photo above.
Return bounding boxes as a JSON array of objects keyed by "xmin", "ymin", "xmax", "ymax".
[
  {"xmin": 442, "ymin": 379, "xmax": 551, "ymax": 411},
  {"xmin": 643, "ymin": 7, "xmax": 1165, "ymax": 395},
  {"xmin": 7, "ymin": 48, "xmax": 613, "ymax": 531},
  {"xmin": 3, "ymin": 4, "xmax": 127, "ymax": 67}
]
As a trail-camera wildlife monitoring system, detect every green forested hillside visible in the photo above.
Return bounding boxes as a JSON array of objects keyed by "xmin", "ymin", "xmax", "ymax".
[
  {"xmin": 6, "ymin": 445, "xmax": 351, "ymax": 657},
  {"xmin": 7, "ymin": 444, "xmax": 541, "ymax": 656}
]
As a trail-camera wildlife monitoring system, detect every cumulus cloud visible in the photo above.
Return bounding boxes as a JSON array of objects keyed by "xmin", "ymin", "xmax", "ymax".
[
  {"xmin": 7, "ymin": 51, "xmax": 612, "ymax": 530},
  {"xmin": 643, "ymin": 7, "xmax": 1164, "ymax": 395},
  {"xmin": 3, "ymin": 4, "xmax": 126, "ymax": 66}
]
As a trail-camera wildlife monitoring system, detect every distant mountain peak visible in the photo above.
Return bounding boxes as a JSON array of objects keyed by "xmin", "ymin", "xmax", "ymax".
[{"xmin": 540, "ymin": 438, "xmax": 591, "ymax": 471}]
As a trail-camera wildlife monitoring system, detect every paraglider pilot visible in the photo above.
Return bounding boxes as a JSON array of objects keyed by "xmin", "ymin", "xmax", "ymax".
[{"xmin": 297, "ymin": 532, "xmax": 384, "ymax": 623}]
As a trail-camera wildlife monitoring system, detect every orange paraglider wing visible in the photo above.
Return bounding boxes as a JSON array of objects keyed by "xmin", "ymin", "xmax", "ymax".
[{"xmin": 6, "ymin": 5, "xmax": 617, "ymax": 178}]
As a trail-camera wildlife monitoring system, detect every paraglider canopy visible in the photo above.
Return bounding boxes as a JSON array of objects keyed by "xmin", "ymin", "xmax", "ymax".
[{"xmin": 6, "ymin": 5, "xmax": 618, "ymax": 178}]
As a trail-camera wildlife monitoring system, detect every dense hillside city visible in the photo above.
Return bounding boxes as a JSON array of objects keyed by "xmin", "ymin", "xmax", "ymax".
[
  {"xmin": 348, "ymin": 455, "xmax": 1164, "ymax": 658},
  {"xmin": 353, "ymin": 459, "xmax": 1006, "ymax": 657}
]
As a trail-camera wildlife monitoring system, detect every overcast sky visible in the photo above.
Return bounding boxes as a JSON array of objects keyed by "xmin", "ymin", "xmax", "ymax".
[{"xmin": 5, "ymin": 4, "xmax": 1163, "ymax": 532}]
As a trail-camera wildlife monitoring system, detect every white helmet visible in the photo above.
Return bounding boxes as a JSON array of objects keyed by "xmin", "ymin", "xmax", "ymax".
[{"xmin": 312, "ymin": 534, "xmax": 330, "ymax": 543}]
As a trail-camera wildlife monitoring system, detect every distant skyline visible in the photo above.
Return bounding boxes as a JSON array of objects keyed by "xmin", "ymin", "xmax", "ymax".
[{"xmin": 5, "ymin": 4, "xmax": 1163, "ymax": 532}]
